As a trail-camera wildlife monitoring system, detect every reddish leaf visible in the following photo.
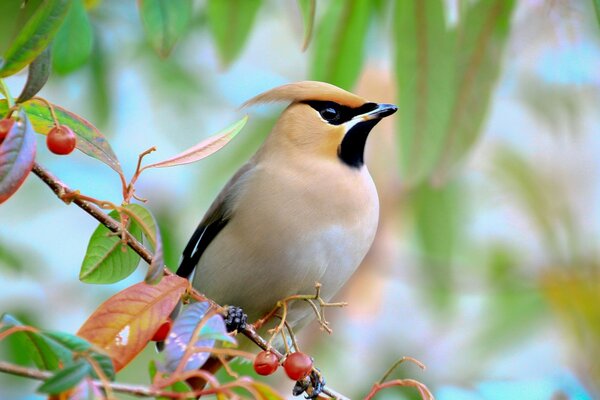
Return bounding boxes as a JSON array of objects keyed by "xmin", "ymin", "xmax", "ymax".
[
  {"xmin": 77, "ymin": 275, "xmax": 188, "ymax": 371},
  {"xmin": 0, "ymin": 110, "xmax": 36, "ymax": 204},
  {"xmin": 143, "ymin": 116, "xmax": 247, "ymax": 170}
]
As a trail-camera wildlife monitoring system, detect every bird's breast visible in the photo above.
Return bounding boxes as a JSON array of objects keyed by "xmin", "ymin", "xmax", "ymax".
[{"xmin": 195, "ymin": 160, "xmax": 379, "ymax": 323}]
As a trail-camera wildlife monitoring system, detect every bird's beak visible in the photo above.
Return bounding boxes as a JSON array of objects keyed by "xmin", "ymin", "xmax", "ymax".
[{"xmin": 360, "ymin": 103, "xmax": 398, "ymax": 121}]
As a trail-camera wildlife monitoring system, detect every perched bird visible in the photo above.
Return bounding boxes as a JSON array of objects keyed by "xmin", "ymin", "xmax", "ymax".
[{"xmin": 176, "ymin": 81, "xmax": 396, "ymax": 393}]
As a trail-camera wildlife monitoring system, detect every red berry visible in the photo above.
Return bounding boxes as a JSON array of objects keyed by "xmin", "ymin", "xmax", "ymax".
[
  {"xmin": 0, "ymin": 118, "xmax": 15, "ymax": 142},
  {"xmin": 151, "ymin": 319, "xmax": 172, "ymax": 342},
  {"xmin": 282, "ymin": 352, "xmax": 313, "ymax": 381},
  {"xmin": 253, "ymin": 351, "xmax": 279, "ymax": 376},
  {"xmin": 47, "ymin": 125, "xmax": 76, "ymax": 155}
]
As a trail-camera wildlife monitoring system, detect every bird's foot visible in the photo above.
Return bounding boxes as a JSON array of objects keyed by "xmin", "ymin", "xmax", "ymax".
[
  {"xmin": 293, "ymin": 369, "xmax": 325, "ymax": 399},
  {"xmin": 224, "ymin": 306, "xmax": 247, "ymax": 333}
]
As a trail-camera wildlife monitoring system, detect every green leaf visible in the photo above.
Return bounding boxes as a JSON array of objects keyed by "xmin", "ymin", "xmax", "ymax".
[
  {"xmin": 139, "ymin": 0, "xmax": 192, "ymax": 58},
  {"xmin": 206, "ymin": 0, "xmax": 262, "ymax": 68},
  {"xmin": 594, "ymin": 0, "xmax": 600, "ymax": 28},
  {"xmin": 0, "ymin": 110, "xmax": 36, "ymax": 204},
  {"xmin": 16, "ymin": 46, "xmax": 51, "ymax": 103},
  {"xmin": 88, "ymin": 32, "xmax": 110, "ymax": 128},
  {"xmin": 79, "ymin": 210, "xmax": 143, "ymax": 284},
  {"xmin": 310, "ymin": 0, "xmax": 373, "ymax": 90},
  {"xmin": 432, "ymin": 0, "xmax": 516, "ymax": 182},
  {"xmin": 37, "ymin": 359, "xmax": 91, "ymax": 395},
  {"xmin": 0, "ymin": 314, "xmax": 72, "ymax": 371},
  {"xmin": 0, "ymin": 0, "xmax": 71, "ymax": 77},
  {"xmin": 122, "ymin": 204, "xmax": 165, "ymax": 284},
  {"xmin": 297, "ymin": 0, "xmax": 316, "ymax": 51},
  {"xmin": 0, "ymin": 98, "xmax": 123, "ymax": 174},
  {"xmin": 394, "ymin": 0, "xmax": 515, "ymax": 186},
  {"xmin": 43, "ymin": 331, "xmax": 92, "ymax": 353},
  {"xmin": 394, "ymin": 0, "xmax": 456, "ymax": 186},
  {"xmin": 52, "ymin": 0, "xmax": 93, "ymax": 74},
  {"xmin": 412, "ymin": 181, "xmax": 464, "ymax": 310},
  {"xmin": 41, "ymin": 331, "xmax": 115, "ymax": 380}
]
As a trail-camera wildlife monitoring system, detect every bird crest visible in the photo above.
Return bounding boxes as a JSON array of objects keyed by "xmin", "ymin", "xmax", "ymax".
[{"xmin": 242, "ymin": 81, "xmax": 366, "ymax": 109}]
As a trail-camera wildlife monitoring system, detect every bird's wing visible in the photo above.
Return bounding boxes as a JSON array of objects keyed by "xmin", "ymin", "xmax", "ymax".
[{"xmin": 176, "ymin": 162, "xmax": 255, "ymax": 279}]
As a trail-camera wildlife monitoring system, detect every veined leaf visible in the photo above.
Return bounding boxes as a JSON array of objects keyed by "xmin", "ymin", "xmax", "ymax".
[
  {"xmin": 432, "ymin": 0, "xmax": 515, "ymax": 182},
  {"xmin": 206, "ymin": 0, "xmax": 262, "ymax": 68},
  {"xmin": 122, "ymin": 204, "xmax": 164, "ymax": 284},
  {"xmin": 77, "ymin": 275, "xmax": 188, "ymax": 371},
  {"xmin": 0, "ymin": 0, "xmax": 71, "ymax": 77},
  {"xmin": 16, "ymin": 46, "xmax": 51, "ymax": 103},
  {"xmin": 52, "ymin": 0, "xmax": 94, "ymax": 74},
  {"xmin": 310, "ymin": 0, "xmax": 373, "ymax": 90},
  {"xmin": 163, "ymin": 301, "xmax": 233, "ymax": 373},
  {"xmin": 37, "ymin": 359, "xmax": 91, "ymax": 395},
  {"xmin": 394, "ymin": 0, "xmax": 515, "ymax": 186},
  {"xmin": 297, "ymin": 0, "xmax": 316, "ymax": 51},
  {"xmin": 143, "ymin": 116, "xmax": 247, "ymax": 170},
  {"xmin": 394, "ymin": 0, "xmax": 456, "ymax": 186},
  {"xmin": 0, "ymin": 314, "xmax": 72, "ymax": 371},
  {"xmin": 139, "ymin": 0, "xmax": 192, "ymax": 58},
  {"xmin": 0, "ymin": 110, "xmax": 36, "ymax": 204},
  {"xmin": 79, "ymin": 210, "xmax": 143, "ymax": 284},
  {"xmin": 0, "ymin": 98, "xmax": 123, "ymax": 174}
]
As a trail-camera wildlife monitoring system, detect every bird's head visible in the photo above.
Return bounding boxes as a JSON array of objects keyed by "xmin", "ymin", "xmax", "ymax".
[{"xmin": 243, "ymin": 81, "xmax": 397, "ymax": 168}]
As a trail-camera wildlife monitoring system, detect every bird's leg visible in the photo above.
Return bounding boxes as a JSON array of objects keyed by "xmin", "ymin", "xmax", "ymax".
[
  {"xmin": 223, "ymin": 305, "xmax": 247, "ymax": 333},
  {"xmin": 293, "ymin": 369, "xmax": 326, "ymax": 399}
]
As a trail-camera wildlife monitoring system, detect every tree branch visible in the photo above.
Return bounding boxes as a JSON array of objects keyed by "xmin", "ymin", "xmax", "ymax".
[
  {"xmin": 0, "ymin": 360, "xmax": 190, "ymax": 398},
  {"xmin": 30, "ymin": 162, "xmax": 347, "ymax": 400}
]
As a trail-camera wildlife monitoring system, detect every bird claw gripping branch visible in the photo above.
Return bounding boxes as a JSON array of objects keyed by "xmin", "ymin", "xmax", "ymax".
[
  {"xmin": 224, "ymin": 306, "xmax": 247, "ymax": 333},
  {"xmin": 293, "ymin": 369, "xmax": 325, "ymax": 399}
]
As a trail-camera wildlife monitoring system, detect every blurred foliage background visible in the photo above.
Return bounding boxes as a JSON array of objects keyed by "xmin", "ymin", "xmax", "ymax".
[{"xmin": 1, "ymin": 0, "xmax": 599, "ymax": 399}]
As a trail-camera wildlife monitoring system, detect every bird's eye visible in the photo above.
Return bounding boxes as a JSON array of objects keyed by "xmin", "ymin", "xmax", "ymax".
[{"xmin": 320, "ymin": 107, "xmax": 340, "ymax": 122}]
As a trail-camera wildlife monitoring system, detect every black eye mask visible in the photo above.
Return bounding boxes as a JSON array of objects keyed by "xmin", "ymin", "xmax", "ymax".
[{"xmin": 303, "ymin": 101, "xmax": 379, "ymax": 125}]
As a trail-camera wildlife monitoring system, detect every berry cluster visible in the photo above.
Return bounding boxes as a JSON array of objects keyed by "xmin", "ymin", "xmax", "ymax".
[{"xmin": 253, "ymin": 350, "xmax": 313, "ymax": 380}]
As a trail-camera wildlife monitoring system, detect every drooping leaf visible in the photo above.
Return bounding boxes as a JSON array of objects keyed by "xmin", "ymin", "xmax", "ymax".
[
  {"xmin": 0, "ymin": 98, "xmax": 123, "ymax": 174},
  {"xmin": 52, "ymin": 0, "xmax": 93, "ymax": 75},
  {"xmin": 77, "ymin": 275, "xmax": 188, "ymax": 371},
  {"xmin": 0, "ymin": 0, "xmax": 71, "ymax": 78},
  {"xmin": 394, "ymin": 0, "xmax": 456, "ymax": 186},
  {"xmin": 43, "ymin": 331, "xmax": 115, "ymax": 380},
  {"xmin": 139, "ymin": 0, "xmax": 192, "ymax": 58},
  {"xmin": 432, "ymin": 0, "xmax": 516, "ymax": 182},
  {"xmin": 88, "ymin": 32, "xmax": 110, "ymax": 128},
  {"xmin": 0, "ymin": 110, "xmax": 36, "ymax": 204},
  {"xmin": 16, "ymin": 46, "xmax": 51, "ymax": 103},
  {"xmin": 79, "ymin": 210, "xmax": 143, "ymax": 284},
  {"xmin": 143, "ymin": 116, "xmax": 247, "ymax": 170},
  {"xmin": 206, "ymin": 0, "xmax": 262, "ymax": 68},
  {"xmin": 297, "ymin": 0, "xmax": 316, "ymax": 51},
  {"xmin": 37, "ymin": 359, "xmax": 91, "ymax": 395},
  {"xmin": 310, "ymin": 0, "xmax": 373, "ymax": 90},
  {"xmin": 412, "ymin": 181, "xmax": 464, "ymax": 310},
  {"xmin": 163, "ymin": 301, "xmax": 233, "ymax": 373},
  {"xmin": 122, "ymin": 204, "xmax": 164, "ymax": 284},
  {"xmin": 394, "ymin": 0, "xmax": 515, "ymax": 186},
  {"xmin": 0, "ymin": 314, "xmax": 72, "ymax": 371}
]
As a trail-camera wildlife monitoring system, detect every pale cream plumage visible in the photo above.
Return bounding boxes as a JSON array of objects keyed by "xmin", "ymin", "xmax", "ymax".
[{"xmin": 177, "ymin": 81, "xmax": 396, "ymax": 333}]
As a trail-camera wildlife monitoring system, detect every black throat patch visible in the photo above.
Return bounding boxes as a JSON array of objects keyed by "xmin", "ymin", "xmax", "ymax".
[
  {"xmin": 338, "ymin": 119, "xmax": 380, "ymax": 168},
  {"xmin": 304, "ymin": 100, "xmax": 381, "ymax": 168}
]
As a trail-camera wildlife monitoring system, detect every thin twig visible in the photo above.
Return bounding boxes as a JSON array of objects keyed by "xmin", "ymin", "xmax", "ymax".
[{"xmin": 30, "ymin": 162, "xmax": 346, "ymax": 400}]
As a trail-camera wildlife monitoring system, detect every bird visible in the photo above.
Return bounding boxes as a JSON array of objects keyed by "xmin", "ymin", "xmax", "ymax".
[{"xmin": 175, "ymin": 80, "xmax": 396, "ymax": 394}]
